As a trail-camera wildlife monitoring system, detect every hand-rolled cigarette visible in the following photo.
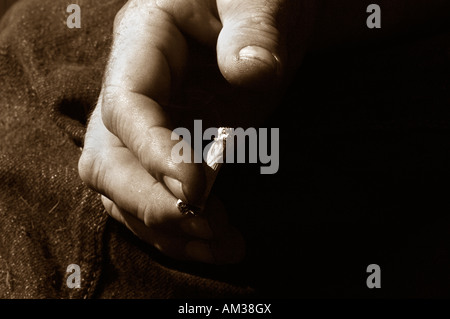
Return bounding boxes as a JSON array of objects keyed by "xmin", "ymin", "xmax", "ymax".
[
  {"xmin": 176, "ymin": 127, "xmax": 234, "ymax": 216},
  {"xmin": 204, "ymin": 127, "xmax": 233, "ymax": 196}
]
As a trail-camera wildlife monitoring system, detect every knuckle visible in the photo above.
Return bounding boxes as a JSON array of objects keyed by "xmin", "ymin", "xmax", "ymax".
[
  {"xmin": 100, "ymin": 86, "xmax": 123, "ymax": 133},
  {"xmin": 138, "ymin": 203, "xmax": 155, "ymax": 227},
  {"xmin": 78, "ymin": 147, "xmax": 107, "ymax": 191},
  {"xmin": 139, "ymin": 200, "xmax": 175, "ymax": 230},
  {"xmin": 241, "ymin": 11, "xmax": 280, "ymax": 42},
  {"xmin": 225, "ymin": 1, "xmax": 282, "ymax": 40},
  {"xmin": 135, "ymin": 125, "xmax": 161, "ymax": 171},
  {"xmin": 250, "ymin": 6, "xmax": 277, "ymax": 27},
  {"xmin": 101, "ymin": 85, "xmax": 120, "ymax": 115},
  {"xmin": 140, "ymin": 201, "xmax": 158, "ymax": 228}
]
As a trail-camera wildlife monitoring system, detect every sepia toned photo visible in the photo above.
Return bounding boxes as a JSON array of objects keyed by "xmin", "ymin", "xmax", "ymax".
[{"xmin": 0, "ymin": 0, "xmax": 449, "ymax": 305}]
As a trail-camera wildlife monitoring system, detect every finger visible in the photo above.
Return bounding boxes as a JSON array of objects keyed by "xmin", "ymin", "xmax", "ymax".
[
  {"xmin": 216, "ymin": 0, "xmax": 286, "ymax": 88},
  {"xmin": 79, "ymin": 107, "xmax": 213, "ymax": 239},
  {"xmin": 103, "ymin": 196, "xmax": 243, "ymax": 264},
  {"xmin": 157, "ymin": 0, "xmax": 222, "ymax": 47},
  {"xmin": 102, "ymin": 1, "xmax": 206, "ymax": 205},
  {"xmin": 102, "ymin": 196, "xmax": 215, "ymax": 262}
]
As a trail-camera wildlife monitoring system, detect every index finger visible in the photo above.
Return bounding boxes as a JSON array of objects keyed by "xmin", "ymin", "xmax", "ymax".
[{"xmin": 101, "ymin": 1, "xmax": 205, "ymax": 205}]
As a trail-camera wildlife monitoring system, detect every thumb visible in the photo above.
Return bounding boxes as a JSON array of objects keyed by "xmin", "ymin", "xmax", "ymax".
[{"xmin": 216, "ymin": 0, "xmax": 286, "ymax": 89}]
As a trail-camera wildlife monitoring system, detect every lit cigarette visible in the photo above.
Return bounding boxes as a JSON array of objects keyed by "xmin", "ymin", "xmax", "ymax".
[{"xmin": 177, "ymin": 127, "xmax": 234, "ymax": 216}]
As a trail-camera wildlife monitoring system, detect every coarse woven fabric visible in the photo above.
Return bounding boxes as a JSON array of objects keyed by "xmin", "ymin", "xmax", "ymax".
[{"xmin": 1, "ymin": 0, "xmax": 450, "ymax": 299}]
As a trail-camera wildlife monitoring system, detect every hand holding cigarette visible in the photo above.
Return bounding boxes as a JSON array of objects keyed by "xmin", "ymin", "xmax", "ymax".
[
  {"xmin": 78, "ymin": 0, "xmax": 312, "ymax": 264},
  {"xmin": 78, "ymin": 0, "xmax": 450, "ymax": 264}
]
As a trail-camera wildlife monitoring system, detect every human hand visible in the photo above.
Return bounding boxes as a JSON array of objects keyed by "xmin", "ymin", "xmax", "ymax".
[{"xmin": 78, "ymin": 0, "xmax": 316, "ymax": 264}]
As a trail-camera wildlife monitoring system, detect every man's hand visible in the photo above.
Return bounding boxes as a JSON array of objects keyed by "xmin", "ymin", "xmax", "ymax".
[{"xmin": 78, "ymin": 0, "xmax": 313, "ymax": 264}]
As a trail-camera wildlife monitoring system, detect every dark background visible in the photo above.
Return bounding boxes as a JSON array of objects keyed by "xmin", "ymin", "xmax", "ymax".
[{"xmin": 211, "ymin": 26, "xmax": 450, "ymax": 298}]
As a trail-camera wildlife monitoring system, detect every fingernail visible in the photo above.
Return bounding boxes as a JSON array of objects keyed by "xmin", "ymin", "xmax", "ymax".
[
  {"xmin": 185, "ymin": 241, "xmax": 216, "ymax": 264},
  {"xmin": 239, "ymin": 45, "xmax": 278, "ymax": 71},
  {"xmin": 163, "ymin": 176, "xmax": 187, "ymax": 202},
  {"xmin": 181, "ymin": 218, "xmax": 214, "ymax": 240}
]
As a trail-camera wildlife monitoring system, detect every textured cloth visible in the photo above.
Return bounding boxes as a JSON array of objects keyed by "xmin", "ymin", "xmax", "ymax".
[{"xmin": 1, "ymin": 0, "xmax": 450, "ymax": 299}]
